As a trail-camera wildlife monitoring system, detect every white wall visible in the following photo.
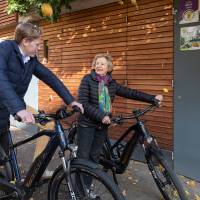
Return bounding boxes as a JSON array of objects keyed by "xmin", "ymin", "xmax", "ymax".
[{"xmin": 11, "ymin": 76, "xmax": 38, "ymax": 131}]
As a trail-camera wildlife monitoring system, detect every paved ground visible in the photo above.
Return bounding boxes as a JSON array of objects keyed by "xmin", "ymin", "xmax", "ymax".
[{"xmin": 10, "ymin": 126, "xmax": 200, "ymax": 200}]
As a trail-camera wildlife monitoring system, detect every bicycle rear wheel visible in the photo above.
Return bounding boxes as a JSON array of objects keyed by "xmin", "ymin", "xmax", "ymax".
[
  {"xmin": 49, "ymin": 160, "xmax": 125, "ymax": 200},
  {"xmin": 0, "ymin": 145, "xmax": 15, "ymax": 199},
  {"xmin": 146, "ymin": 147, "xmax": 187, "ymax": 200}
]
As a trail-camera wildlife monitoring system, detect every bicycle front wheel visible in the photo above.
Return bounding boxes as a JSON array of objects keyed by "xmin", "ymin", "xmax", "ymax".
[
  {"xmin": 146, "ymin": 147, "xmax": 187, "ymax": 200},
  {"xmin": 49, "ymin": 159, "xmax": 125, "ymax": 200},
  {"xmin": 0, "ymin": 145, "xmax": 13, "ymax": 181}
]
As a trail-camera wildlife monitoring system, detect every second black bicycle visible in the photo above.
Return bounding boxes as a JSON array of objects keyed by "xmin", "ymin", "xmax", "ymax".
[{"xmin": 69, "ymin": 103, "xmax": 188, "ymax": 200}]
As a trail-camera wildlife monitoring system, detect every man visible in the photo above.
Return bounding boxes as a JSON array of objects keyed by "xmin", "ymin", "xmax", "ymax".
[{"xmin": 0, "ymin": 22, "xmax": 83, "ymax": 153}]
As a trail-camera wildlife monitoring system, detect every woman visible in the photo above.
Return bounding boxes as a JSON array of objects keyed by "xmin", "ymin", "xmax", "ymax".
[{"xmin": 77, "ymin": 53, "xmax": 163, "ymax": 163}]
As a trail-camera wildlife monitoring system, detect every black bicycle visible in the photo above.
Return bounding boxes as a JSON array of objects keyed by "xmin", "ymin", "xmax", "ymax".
[
  {"xmin": 69, "ymin": 103, "xmax": 188, "ymax": 200},
  {"xmin": 0, "ymin": 107, "xmax": 125, "ymax": 200}
]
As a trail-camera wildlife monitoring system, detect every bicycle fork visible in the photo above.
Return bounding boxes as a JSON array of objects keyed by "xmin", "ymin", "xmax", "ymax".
[
  {"xmin": 59, "ymin": 151, "xmax": 77, "ymax": 200},
  {"xmin": 8, "ymin": 131, "xmax": 21, "ymax": 181}
]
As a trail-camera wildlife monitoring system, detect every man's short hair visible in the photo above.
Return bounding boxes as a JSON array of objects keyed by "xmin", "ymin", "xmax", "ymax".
[{"xmin": 14, "ymin": 22, "xmax": 42, "ymax": 44}]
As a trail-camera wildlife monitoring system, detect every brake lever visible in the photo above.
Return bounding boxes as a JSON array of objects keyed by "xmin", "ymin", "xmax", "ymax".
[
  {"xmin": 14, "ymin": 115, "xmax": 22, "ymax": 122},
  {"xmin": 153, "ymin": 99, "xmax": 160, "ymax": 107},
  {"xmin": 34, "ymin": 111, "xmax": 49, "ymax": 125},
  {"xmin": 72, "ymin": 105, "xmax": 81, "ymax": 112},
  {"xmin": 57, "ymin": 108, "xmax": 68, "ymax": 119},
  {"xmin": 112, "ymin": 115, "xmax": 123, "ymax": 125}
]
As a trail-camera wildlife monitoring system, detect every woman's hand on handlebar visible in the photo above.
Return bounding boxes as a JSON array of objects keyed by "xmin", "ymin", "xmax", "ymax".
[
  {"xmin": 102, "ymin": 116, "xmax": 111, "ymax": 125},
  {"xmin": 70, "ymin": 101, "xmax": 84, "ymax": 114},
  {"xmin": 155, "ymin": 95, "xmax": 163, "ymax": 107}
]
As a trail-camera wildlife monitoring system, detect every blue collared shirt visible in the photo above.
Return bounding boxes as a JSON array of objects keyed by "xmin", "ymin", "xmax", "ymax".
[{"xmin": 18, "ymin": 46, "xmax": 30, "ymax": 64}]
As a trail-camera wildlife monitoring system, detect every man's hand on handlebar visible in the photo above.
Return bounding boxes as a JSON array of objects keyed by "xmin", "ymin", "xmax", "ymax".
[
  {"xmin": 16, "ymin": 109, "xmax": 35, "ymax": 124},
  {"xmin": 15, "ymin": 105, "xmax": 80, "ymax": 125},
  {"xmin": 70, "ymin": 101, "xmax": 84, "ymax": 114}
]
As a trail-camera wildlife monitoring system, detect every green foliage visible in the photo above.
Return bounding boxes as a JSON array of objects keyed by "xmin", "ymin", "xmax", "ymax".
[
  {"xmin": 7, "ymin": 0, "xmax": 76, "ymax": 22},
  {"xmin": 7, "ymin": 0, "xmax": 38, "ymax": 15}
]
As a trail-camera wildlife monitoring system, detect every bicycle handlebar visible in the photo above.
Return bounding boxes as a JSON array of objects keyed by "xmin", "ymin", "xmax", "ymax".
[
  {"xmin": 111, "ymin": 102, "xmax": 158, "ymax": 124},
  {"xmin": 14, "ymin": 106, "xmax": 80, "ymax": 125}
]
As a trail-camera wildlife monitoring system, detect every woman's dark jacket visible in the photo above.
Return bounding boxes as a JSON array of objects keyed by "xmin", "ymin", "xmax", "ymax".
[
  {"xmin": 0, "ymin": 40, "xmax": 74, "ymax": 128},
  {"xmin": 78, "ymin": 70, "xmax": 155, "ymax": 127}
]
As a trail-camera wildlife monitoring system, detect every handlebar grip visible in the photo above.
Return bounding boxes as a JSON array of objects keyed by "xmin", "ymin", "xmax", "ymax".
[
  {"xmin": 153, "ymin": 99, "xmax": 160, "ymax": 107},
  {"xmin": 33, "ymin": 114, "xmax": 49, "ymax": 125},
  {"xmin": 14, "ymin": 115, "xmax": 22, "ymax": 122},
  {"xmin": 72, "ymin": 105, "xmax": 81, "ymax": 113},
  {"xmin": 111, "ymin": 116, "xmax": 122, "ymax": 124}
]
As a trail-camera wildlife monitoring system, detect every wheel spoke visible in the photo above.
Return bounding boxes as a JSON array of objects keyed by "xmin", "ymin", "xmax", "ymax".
[
  {"xmin": 148, "ymin": 152, "xmax": 186, "ymax": 200},
  {"xmin": 55, "ymin": 169, "xmax": 119, "ymax": 200}
]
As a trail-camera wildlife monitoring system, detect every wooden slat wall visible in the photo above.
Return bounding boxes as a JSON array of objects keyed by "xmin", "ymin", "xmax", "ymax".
[
  {"xmin": 126, "ymin": 0, "xmax": 173, "ymax": 150},
  {"xmin": 0, "ymin": 26, "xmax": 15, "ymax": 40},
  {"xmin": 38, "ymin": 0, "xmax": 173, "ymax": 150},
  {"xmin": 0, "ymin": 0, "xmax": 17, "ymax": 27},
  {"xmin": 38, "ymin": 2, "xmax": 128, "ymax": 111}
]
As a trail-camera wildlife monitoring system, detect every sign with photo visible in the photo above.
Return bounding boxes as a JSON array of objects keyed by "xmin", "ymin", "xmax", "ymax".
[
  {"xmin": 179, "ymin": 0, "xmax": 199, "ymax": 24},
  {"xmin": 180, "ymin": 25, "xmax": 200, "ymax": 50}
]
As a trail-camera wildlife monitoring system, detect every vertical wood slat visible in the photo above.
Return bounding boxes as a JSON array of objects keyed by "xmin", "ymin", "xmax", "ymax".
[{"xmin": 0, "ymin": 26, "xmax": 15, "ymax": 40}]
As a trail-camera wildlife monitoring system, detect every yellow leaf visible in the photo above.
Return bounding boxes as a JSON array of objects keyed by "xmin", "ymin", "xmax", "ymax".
[
  {"xmin": 49, "ymin": 94, "xmax": 53, "ymax": 101},
  {"xmin": 163, "ymin": 88, "xmax": 169, "ymax": 93},
  {"xmin": 122, "ymin": 190, "xmax": 127, "ymax": 196},
  {"xmin": 186, "ymin": 180, "xmax": 196, "ymax": 188},
  {"xmin": 184, "ymin": 190, "xmax": 190, "ymax": 196},
  {"xmin": 195, "ymin": 194, "xmax": 200, "ymax": 200},
  {"xmin": 128, "ymin": 176, "xmax": 132, "ymax": 180}
]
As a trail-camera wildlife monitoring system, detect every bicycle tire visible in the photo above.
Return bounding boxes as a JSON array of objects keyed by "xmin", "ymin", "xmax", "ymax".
[
  {"xmin": 0, "ymin": 145, "xmax": 15, "ymax": 199},
  {"xmin": 48, "ymin": 159, "xmax": 125, "ymax": 200},
  {"xmin": 0, "ymin": 145, "xmax": 13, "ymax": 181},
  {"xmin": 67, "ymin": 126, "xmax": 77, "ymax": 144},
  {"xmin": 146, "ymin": 147, "xmax": 187, "ymax": 200}
]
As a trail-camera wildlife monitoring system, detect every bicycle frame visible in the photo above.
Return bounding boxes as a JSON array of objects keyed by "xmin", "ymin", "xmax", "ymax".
[
  {"xmin": 101, "ymin": 109, "xmax": 154, "ymax": 174},
  {"xmin": 102, "ymin": 124, "xmax": 139, "ymax": 174},
  {"xmin": 8, "ymin": 121, "xmax": 67, "ymax": 191},
  {"xmin": 1, "ymin": 108, "xmax": 124, "ymax": 200},
  {"xmin": 99, "ymin": 104, "xmax": 188, "ymax": 200}
]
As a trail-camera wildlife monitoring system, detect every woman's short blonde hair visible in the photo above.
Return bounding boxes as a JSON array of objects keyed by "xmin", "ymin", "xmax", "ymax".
[
  {"xmin": 14, "ymin": 22, "xmax": 42, "ymax": 44},
  {"xmin": 92, "ymin": 53, "xmax": 113, "ymax": 73}
]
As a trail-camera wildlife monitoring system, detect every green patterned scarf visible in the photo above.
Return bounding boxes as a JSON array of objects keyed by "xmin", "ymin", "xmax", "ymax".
[{"xmin": 96, "ymin": 75, "xmax": 111, "ymax": 114}]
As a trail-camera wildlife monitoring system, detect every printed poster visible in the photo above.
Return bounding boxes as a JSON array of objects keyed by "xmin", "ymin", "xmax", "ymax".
[
  {"xmin": 179, "ymin": 0, "xmax": 199, "ymax": 24},
  {"xmin": 180, "ymin": 25, "xmax": 200, "ymax": 50}
]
